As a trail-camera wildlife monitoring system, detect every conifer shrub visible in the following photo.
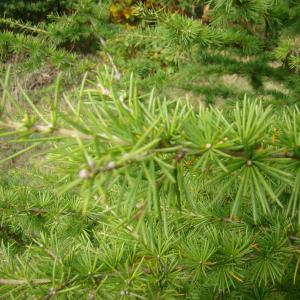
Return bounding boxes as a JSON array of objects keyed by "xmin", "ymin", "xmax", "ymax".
[
  {"xmin": 1, "ymin": 0, "xmax": 300, "ymax": 80},
  {"xmin": 1, "ymin": 1, "xmax": 300, "ymax": 296},
  {"xmin": 1, "ymin": 69, "xmax": 300, "ymax": 298}
]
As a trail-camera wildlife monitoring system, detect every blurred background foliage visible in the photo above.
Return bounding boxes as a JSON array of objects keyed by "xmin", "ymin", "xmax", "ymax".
[{"xmin": 0, "ymin": 0, "xmax": 299, "ymax": 107}]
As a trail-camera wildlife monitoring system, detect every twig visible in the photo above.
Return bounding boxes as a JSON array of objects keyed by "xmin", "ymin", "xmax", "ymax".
[
  {"xmin": 0, "ymin": 121, "xmax": 127, "ymax": 145},
  {"xmin": 0, "ymin": 278, "xmax": 51, "ymax": 285}
]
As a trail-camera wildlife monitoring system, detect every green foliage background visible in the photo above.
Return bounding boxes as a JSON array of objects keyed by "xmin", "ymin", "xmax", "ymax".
[{"xmin": 0, "ymin": 0, "xmax": 300, "ymax": 299}]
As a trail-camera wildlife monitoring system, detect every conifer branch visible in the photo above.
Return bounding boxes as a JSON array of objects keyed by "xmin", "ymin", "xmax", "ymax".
[{"xmin": 0, "ymin": 18, "xmax": 49, "ymax": 34}]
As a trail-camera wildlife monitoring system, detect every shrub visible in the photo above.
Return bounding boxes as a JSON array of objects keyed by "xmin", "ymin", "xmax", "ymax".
[{"xmin": 1, "ymin": 70, "xmax": 300, "ymax": 298}]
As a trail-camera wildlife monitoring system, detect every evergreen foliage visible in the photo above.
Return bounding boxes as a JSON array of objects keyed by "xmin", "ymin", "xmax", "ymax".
[
  {"xmin": 1, "ymin": 69, "xmax": 300, "ymax": 298},
  {"xmin": 1, "ymin": 1, "xmax": 300, "ymax": 298}
]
